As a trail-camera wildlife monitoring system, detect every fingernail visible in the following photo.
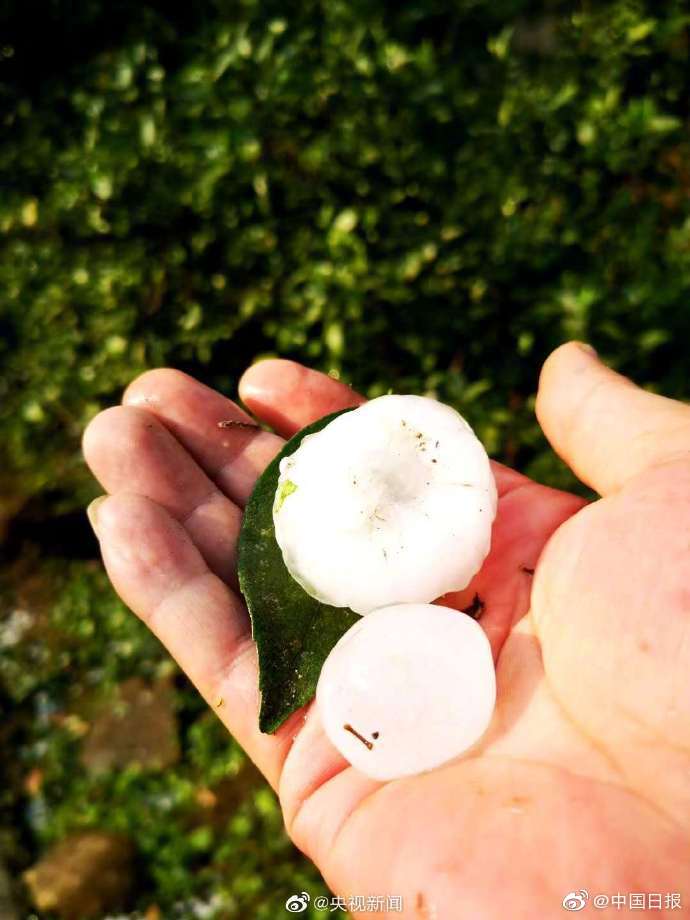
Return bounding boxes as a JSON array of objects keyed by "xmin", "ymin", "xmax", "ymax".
[
  {"xmin": 240, "ymin": 356, "xmax": 279, "ymax": 387},
  {"xmin": 576, "ymin": 342, "xmax": 598, "ymax": 358},
  {"xmin": 87, "ymin": 495, "xmax": 108, "ymax": 535},
  {"xmin": 240, "ymin": 358, "xmax": 299, "ymax": 398}
]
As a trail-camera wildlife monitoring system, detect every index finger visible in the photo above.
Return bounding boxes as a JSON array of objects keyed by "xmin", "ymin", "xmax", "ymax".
[
  {"xmin": 239, "ymin": 359, "xmax": 365, "ymax": 437},
  {"xmin": 239, "ymin": 359, "xmax": 527, "ymax": 497}
]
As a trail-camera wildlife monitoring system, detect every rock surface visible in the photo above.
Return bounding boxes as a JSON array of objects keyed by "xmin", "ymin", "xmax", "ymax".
[
  {"xmin": 81, "ymin": 677, "xmax": 179, "ymax": 773},
  {"xmin": 23, "ymin": 831, "xmax": 133, "ymax": 919}
]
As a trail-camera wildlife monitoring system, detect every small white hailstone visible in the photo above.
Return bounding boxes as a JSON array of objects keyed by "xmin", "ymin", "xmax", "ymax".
[
  {"xmin": 316, "ymin": 603, "xmax": 496, "ymax": 780},
  {"xmin": 273, "ymin": 394, "xmax": 497, "ymax": 615}
]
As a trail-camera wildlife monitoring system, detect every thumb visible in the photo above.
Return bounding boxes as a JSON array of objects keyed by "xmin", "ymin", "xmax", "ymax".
[{"xmin": 535, "ymin": 341, "xmax": 690, "ymax": 496}]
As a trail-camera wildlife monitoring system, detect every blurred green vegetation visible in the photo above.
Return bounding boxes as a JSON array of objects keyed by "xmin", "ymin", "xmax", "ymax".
[{"xmin": 2, "ymin": 0, "xmax": 690, "ymax": 915}]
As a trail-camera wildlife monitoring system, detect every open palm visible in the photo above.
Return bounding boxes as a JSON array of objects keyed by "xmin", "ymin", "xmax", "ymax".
[{"xmin": 83, "ymin": 343, "xmax": 689, "ymax": 918}]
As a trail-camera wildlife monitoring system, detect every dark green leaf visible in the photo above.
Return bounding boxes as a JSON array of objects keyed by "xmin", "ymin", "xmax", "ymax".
[{"xmin": 238, "ymin": 409, "xmax": 361, "ymax": 733}]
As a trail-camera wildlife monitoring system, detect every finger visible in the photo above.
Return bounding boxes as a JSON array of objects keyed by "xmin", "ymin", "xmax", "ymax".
[
  {"xmin": 88, "ymin": 491, "xmax": 301, "ymax": 788},
  {"xmin": 123, "ymin": 369, "xmax": 283, "ymax": 507},
  {"xmin": 83, "ymin": 406, "xmax": 241, "ymax": 586},
  {"xmin": 239, "ymin": 359, "xmax": 529, "ymax": 498},
  {"xmin": 536, "ymin": 341, "xmax": 690, "ymax": 495},
  {"xmin": 238, "ymin": 359, "xmax": 365, "ymax": 438}
]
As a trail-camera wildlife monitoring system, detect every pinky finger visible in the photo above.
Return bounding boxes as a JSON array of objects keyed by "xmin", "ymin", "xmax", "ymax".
[{"xmin": 88, "ymin": 491, "xmax": 298, "ymax": 788}]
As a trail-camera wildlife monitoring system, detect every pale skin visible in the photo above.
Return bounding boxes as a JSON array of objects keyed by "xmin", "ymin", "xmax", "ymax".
[{"xmin": 83, "ymin": 342, "xmax": 690, "ymax": 918}]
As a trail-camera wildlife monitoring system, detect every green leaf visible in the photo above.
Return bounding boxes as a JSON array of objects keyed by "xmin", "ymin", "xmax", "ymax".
[{"xmin": 238, "ymin": 409, "xmax": 361, "ymax": 733}]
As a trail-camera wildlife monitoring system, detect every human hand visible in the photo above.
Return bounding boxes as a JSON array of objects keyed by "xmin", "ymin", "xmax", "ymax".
[{"xmin": 82, "ymin": 343, "xmax": 689, "ymax": 918}]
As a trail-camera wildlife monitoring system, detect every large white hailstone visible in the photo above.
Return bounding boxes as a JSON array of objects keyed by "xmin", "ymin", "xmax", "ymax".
[
  {"xmin": 316, "ymin": 603, "xmax": 496, "ymax": 780},
  {"xmin": 273, "ymin": 394, "xmax": 497, "ymax": 615}
]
